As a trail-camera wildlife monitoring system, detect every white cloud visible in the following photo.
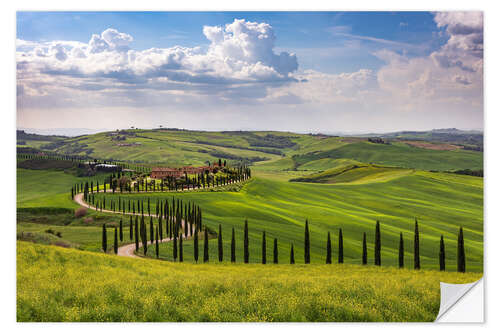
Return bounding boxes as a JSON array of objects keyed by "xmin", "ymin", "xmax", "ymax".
[
  {"xmin": 431, "ymin": 12, "xmax": 483, "ymax": 73},
  {"xmin": 16, "ymin": 15, "xmax": 483, "ymax": 132},
  {"xmin": 17, "ymin": 19, "xmax": 297, "ymax": 89}
]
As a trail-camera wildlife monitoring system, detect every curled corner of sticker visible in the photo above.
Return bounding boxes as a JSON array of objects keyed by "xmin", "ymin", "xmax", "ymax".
[{"xmin": 435, "ymin": 277, "xmax": 484, "ymax": 323}]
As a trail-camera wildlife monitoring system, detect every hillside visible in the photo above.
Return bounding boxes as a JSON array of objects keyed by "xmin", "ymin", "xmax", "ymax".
[
  {"xmin": 17, "ymin": 241, "xmax": 481, "ymax": 322},
  {"xmin": 16, "ymin": 129, "xmax": 482, "ymax": 172},
  {"xmin": 89, "ymin": 171, "xmax": 483, "ymax": 271},
  {"xmin": 289, "ymin": 163, "xmax": 413, "ymax": 184},
  {"xmin": 289, "ymin": 141, "xmax": 482, "ymax": 172}
]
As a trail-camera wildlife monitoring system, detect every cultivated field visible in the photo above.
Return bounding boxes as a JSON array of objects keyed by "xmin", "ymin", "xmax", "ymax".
[
  {"xmin": 17, "ymin": 241, "xmax": 482, "ymax": 322},
  {"xmin": 16, "ymin": 128, "xmax": 484, "ymax": 321}
]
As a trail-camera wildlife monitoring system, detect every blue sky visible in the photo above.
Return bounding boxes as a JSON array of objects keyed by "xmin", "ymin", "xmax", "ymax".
[
  {"xmin": 16, "ymin": 11, "xmax": 483, "ymax": 132},
  {"xmin": 17, "ymin": 11, "xmax": 445, "ymax": 74}
]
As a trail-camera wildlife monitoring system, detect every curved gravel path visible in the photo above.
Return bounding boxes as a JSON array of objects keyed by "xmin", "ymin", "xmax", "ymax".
[{"xmin": 73, "ymin": 191, "xmax": 191, "ymax": 258}]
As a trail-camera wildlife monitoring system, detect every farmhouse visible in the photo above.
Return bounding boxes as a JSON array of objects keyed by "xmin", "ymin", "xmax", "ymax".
[
  {"xmin": 150, "ymin": 164, "xmax": 217, "ymax": 179},
  {"xmin": 150, "ymin": 168, "xmax": 183, "ymax": 179}
]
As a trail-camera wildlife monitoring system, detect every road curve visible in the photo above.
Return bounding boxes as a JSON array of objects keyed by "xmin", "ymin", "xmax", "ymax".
[{"xmin": 73, "ymin": 192, "xmax": 191, "ymax": 258}]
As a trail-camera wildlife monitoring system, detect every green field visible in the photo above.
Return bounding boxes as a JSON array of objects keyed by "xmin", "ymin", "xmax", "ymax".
[
  {"xmin": 23, "ymin": 129, "xmax": 482, "ymax": 172},
  {"xmin": 92, "ymin": 170, "xmax": 483, "ymax": 271},
  {"xmin": 16, "ymin": 128, "xmax": 484, "ymax": 321},
  {"xmin": 17, "ymin": 241, "xmax": 482, "ymax": 322}
]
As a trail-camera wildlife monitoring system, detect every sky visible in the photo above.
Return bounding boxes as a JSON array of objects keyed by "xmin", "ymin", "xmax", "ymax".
[{"xmin": 16, "ymin": 11, "xmax": 483, "ymax": 133}]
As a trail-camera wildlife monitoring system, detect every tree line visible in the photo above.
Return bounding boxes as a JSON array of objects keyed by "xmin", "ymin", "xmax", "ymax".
[
  {"xmin": 72, "ymin": 166, "xmax": 251, "ymax": 200},
  {"xmin": 101, "ymin": 217, "xmax": 468, "ymax": 272}
]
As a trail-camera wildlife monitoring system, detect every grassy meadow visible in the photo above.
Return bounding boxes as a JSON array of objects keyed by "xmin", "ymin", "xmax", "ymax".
[
  {"xmin": 16, "ymin": 128, "xmax": 484, "ymax": 321},
  {"xmin": 91, "ymin": 170, "xmax": 482, "ymax": 271},
  {"xmin": 17, "ymin": 241, "xmax": 482, "ymax": 322}
]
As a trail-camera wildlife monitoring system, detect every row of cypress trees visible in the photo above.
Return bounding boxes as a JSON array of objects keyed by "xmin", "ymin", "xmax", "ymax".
[
  {"xmin": 72, "ymin": 165, "xmax": 251, "ymax": 198},
  {"xmin": 101, "ymin": 217, "xmax": 467, "ymax": 272}
]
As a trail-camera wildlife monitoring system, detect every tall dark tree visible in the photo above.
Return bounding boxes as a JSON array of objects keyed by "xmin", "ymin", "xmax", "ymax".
[
  {"xmin": 244, "ymin": 219, "xmax": 249, "ymax": 264},
  {"xmin": 218, "ymin": 224, "xmax": 223, "ymax": 262},
  {"xmin": 119, "ymin": 218, "xmax": 123, "ymax": 242},
  {"xmin": 179, "ymin": 234, "xmax": 183, "ymax": 262},
  {"xmin": 273, "ymin": 238, "xmax": 278, "ymax": 264},
  {"xmin": 203, "ymin": 228, "xmax": 209, "ymax": 262},
  {"xmin": 194, "ymin": 229, "xmax": 199, "ymax": 263},
  {"xmin": 338, "ymin": 228, "xmax": 344, "ymax": 263},
  {"xmin": 290, "ymin": 243, "xmax": 295, "ymax": 264},
  {"xmin": 141, "ymin": 217, "xmax": 147, "ymax": 255},
  {"xmin": 231, "ymin": 227, "xmax": 236, "ymax": 263},
  {"xmin": 158, "ymin": 216, "xmax": 163, "ymax": 240},
  {"xmin": 304, "ymin": 219, "xmax": 310, "ymax": 264},
  {"xmin": 261, "ymin": 231, "xmax": 267, "ymax": 264},
  {"xmin": 374, "ymin": 220, "xmax": 381, "ymax": 266},
  {"xmin": 457, "ymin": 227, "xmax": 466, "ymax": 273},
  {"xmin": 439, "ymin": 235, "xmax": 445, "ymax": 271},
  {"xmin": 326, "ymin": 231, "xmax": 332, "ymax": 264},
  {"xmin": 173, "ymin": 233, "xmax": 177, "ymax": 261},
  {"xmin": 102, "ymin": 224, "xmax": 107, "ymax": 253},
  {"xmin": 362, "ymin": 232, "xmax": 367, "ymax": 265},
  {"xmin": 113, "ymin": 227, "xmax": 118, "ymax": 254},
  {"xmin": 149, "ymin": 217, "xmax": 154, "ymax": 242},
  {"xmin": 134, "ymin": 219, "xmax": 139, "ymax": 251},
  {"xmin": 399, "ymin": 232, "xmax": 404, "ymax": 268},
  {"xmin": 414, "ymin": 219, "xmax": 421, "ymax": 270},
  {"xmin": 155, "ymin": 226, "xmax": 159, "ymax": 259}
]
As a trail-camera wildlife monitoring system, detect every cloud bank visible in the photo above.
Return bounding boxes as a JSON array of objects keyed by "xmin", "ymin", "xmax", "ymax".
[{"xmin": 17, "ymin": 14, "xmax": 483, "ymax": 132}]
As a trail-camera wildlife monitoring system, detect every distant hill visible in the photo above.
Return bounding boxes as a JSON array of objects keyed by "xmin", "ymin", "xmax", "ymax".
[{"xmin": 18, "ymin": 127, "xmax": 110, "ymax": 137}]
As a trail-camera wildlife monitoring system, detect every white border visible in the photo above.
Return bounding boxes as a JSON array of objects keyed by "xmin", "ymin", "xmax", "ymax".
[{"xmin": 2, "ymin": 0, "xmax": 499, "ymax": 331}]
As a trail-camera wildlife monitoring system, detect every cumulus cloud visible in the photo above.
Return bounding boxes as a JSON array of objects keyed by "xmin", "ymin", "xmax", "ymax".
[
  {"xmin": 431, "ymin": 12, "xmax": 483, "ymax": 72},
  {"xmin": 17, "ymin": 19, "xmax": 298, "ymax": 92},
  {"xmin": 16, "ymin": 14, "xmax": 483, "ymax": 132}
]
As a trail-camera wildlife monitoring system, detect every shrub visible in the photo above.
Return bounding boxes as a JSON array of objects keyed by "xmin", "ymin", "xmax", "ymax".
[{"xmin": 75, "ymin": 207, "xmax": 87, "ymax": 218}]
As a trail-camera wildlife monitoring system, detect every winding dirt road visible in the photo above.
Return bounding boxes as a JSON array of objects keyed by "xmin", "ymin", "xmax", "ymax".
[{"xmin": 73, "ymin": 191, "xmax": 191, "ymax": 258}]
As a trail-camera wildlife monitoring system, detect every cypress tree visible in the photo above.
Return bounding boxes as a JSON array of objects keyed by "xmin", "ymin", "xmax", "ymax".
[
  {"xmin": 273, "ymin": 238, "xmax": 278, "ymax": 264},
  {"xmin": 102, "ymin": 224, "xmax": 107, "ymax": 253},
  {"xmin": 439, "ymin": 235, "xmax": 445, "ymax": 271},
  {"xmin": 399, "ymin": 232, "xmax": 404, "ymax": 268},
  {"xmin": 244, "ymin": 219, "xmax": 249, "ymax": 263},
  {"xmin": 261, "ymin": 231, "xmax": 267, "ymax": 264},
  {"xmin": 113, "ymin": 227, "xmax": 118, "ymax": 254},
  {"xmin": 326, "ymin": 231, "xmax": 332, "ymax": 264},
  {"xmin": 338, "ymin": 228, "xmax": 344, "ymax": 263},
  {"xmin": 119, "ymin": 218, "xmax": 123, "ymax": 241},
  {"xmin": 128, "ymin": 215, "xmax": 134, "ymax": 240},
  {"xmin": 218, "ymin": 224, "xmax": 223, "ymax": 262},
  {"xmin": 155, "ymin": 226, "xmax": 159, "ymax": 259},
  {"xmin": 457, "ymin": 227, "xmax": 466, "ymax": 273},
  {"xmin": 134, "ymin": 219, "xmax": 139, "ymax": 251},
  {"xmin": 194, "ymin": 228, "xmax": 199, "ymax": 263},
  {"xmin": 149, "ymin": 217, "xmax": 154, "ymax": 242},
  {"xmin": 141, "ymin": 217, "xmax": 147, "ymax": 255},
  {"xmin": 231, "ymin": 227, "xmax": 236, "ymax": 263},
  {"xmin": 374, "ymin": 220, "xmax": 381, "ymax": 266},
  {"xmin": 159, "ymin": 216, "xmax": 163, "ymax": 240},
  {"xmin": 173, "ymin": 233, "xmax": 177, "ymax": 261},
  {"xmin": 304, "ymin": 219, "xmax": 310, "ymax": 264},
  {"xmin": 179, "ymin": 234, "xmax": 183, "ymax": 262},
  {"xmin": 290, "ymin": 243, "xmax": 295, "ymax": 264},
  {"xmin": 414, "ymin": 219, "xmax": 420, "ymax": 270},
  {"xmin": 203, "ymin": 228, "xmax": 209, "ymax": 262},
  {"xmin": 362, "ymin": 232, "xmax": 367, "ymax": 265}
]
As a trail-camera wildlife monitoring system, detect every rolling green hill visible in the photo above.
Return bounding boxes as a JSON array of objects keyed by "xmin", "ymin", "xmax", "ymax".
[
  {"xmin": 16, "ymin": 127, "xmax": 484, "ymax": 322},
  {"xmin": 290, "ymin": 141, "xmax": 482, "ymax": 172},
  {"xmin": 290, "ymin": 162, "xmax": 414, "ymax": 184},
  {"xmin": 17, "ymin": 241, "xmax": 481, "ymax": 322},
  {"xmin": 18, "ymin": 129, "xmax": 482, "ymax": 173},
  {"xmin": 92, "ymin": 170, "xmax": 483, "ymax": 271}
]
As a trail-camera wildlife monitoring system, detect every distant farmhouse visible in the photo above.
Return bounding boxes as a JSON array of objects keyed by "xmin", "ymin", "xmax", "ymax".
[{"xmin": 151, "ymin": 163, "xmax": 218, "ymax": 179}]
